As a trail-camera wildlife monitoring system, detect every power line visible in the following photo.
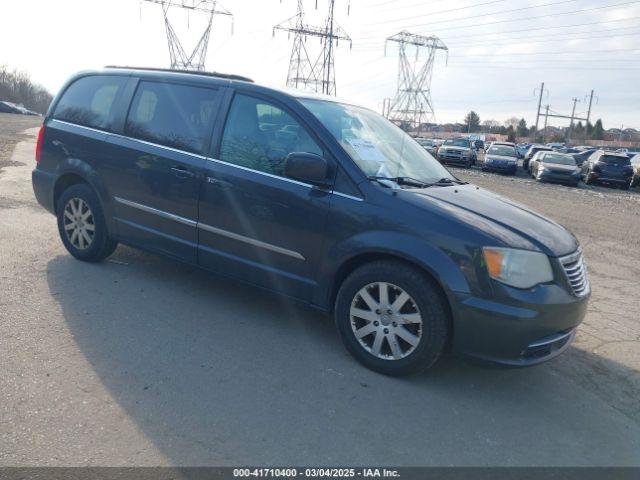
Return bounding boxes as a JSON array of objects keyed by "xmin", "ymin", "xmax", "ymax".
[
  {"xmin": 445, "ymin": 64, "xmax": 640, "ymax": 70},
  {"xmin": 414, "ymin": 0, "xmax": 640, "ymax": 34},
  {"xmin": 450, "ymin": 47, "xmax": 640, "ymax": 58},
  {"xmin": 364, "ymin": 0, "xmax": 510, "ymax": 28},
  {"xmin": 368, "ymin": 0, "xmax": 450, "ymax": 13},
  {"xmin": 440, "ymin": 27, "xmax": 640, "ymax": 49},
  {"xmin": 352, "ymin": 15, "xmax": 640, "ymax": 47},
  {"xmin": 352, "ymin": 0, "xmax": 640, "ymax": 42}
]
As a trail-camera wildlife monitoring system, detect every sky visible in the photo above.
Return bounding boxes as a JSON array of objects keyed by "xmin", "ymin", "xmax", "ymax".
[{"xmin": 1, "ymin": 0, "xmax": 639, "ymax": 129}]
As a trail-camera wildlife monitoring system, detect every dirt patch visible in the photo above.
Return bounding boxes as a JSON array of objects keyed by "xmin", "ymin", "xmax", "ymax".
[{"xmin": 0, "ymin": 112, "xmax": 42, "ymax": 173}]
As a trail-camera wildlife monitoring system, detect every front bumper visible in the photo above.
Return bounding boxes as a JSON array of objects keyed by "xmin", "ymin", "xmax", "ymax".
[
  {"xmin": 482, "ymin": 162, "xmax": 517, "ymax": 174},
  {"xmin": 538, "ymin": 171, "xmax": 581, "ymax": 185},
  {"xmin": 588, "ymin": 173, "xmax": 631, "ymax": 185},
  {"xmin": 450, "ymin": 282, "xmax": 589, "ymax": 367},
  {"xmin": 439, "ymin": 152, "xmax": 471, "ymax": 164}
]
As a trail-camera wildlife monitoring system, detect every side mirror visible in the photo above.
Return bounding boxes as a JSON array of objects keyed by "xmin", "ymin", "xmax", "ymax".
[{"xmin": 284, "ymin": 152, "xmax": 331, "ymax": 188}]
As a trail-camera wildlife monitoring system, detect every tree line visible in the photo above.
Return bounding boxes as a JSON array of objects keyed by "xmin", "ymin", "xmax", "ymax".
[
  {"xmin": 0, "ymin": 66, "xmax": 52, "ymax": 114},
  {"xmin": 463, "ymin": 110, "xmax": 606, "ymax": 143}
]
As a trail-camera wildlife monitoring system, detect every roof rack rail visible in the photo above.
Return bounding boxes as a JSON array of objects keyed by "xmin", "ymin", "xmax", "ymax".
[{"xmin": 104, "ymin": 66, "xmax": 254, "ymax": 83}]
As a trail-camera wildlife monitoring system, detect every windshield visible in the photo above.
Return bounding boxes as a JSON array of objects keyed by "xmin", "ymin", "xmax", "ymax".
[
  {"xmin": 542, "ymin": 154, "xmax": 575, "ymax": 165},
  {"xmin": 416, "ymin": 139, "xmax": 433, "ymax": 146},
  {"xmin": 444, "ymin": 139, "xmax": 470, "ymax": 148},
  {"xmin": 300, "ymin": 99, "xmax": 453, "ymax": 183},
  {"xmin": 487, "ymin": 146, "xmax": 517, "ymax": 157}
]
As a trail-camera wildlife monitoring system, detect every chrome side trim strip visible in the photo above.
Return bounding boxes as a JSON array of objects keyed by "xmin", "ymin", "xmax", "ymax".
[
  {"xmin": 333, "ymin": 191, "xmax": 364, "ymax": 202},
  {"xmin": 51, "ymin": 119, "xmax": 209, "ymax": 160},
  {"xmin": 111, "ymin": 132, "xmax": 209, "ymax": 160},
  {"xmin": 527, "ymin": 329, "xmax": 575, "ymax": 349},
  {"xmin": 204, "ymin": 156, "xmax": 314, "ymax": 189},
  {"xmin": 51, "ymin": 119, "xmax": 363, "ymax": 201},
  {"xmin": 198, "ymin": 222, "xmax": 305, "ymax": 261},
  {"xmin": 113, "ymin": 196, "xmax": 305, "ymax": 261},
  {"xmin": 51, "ymin": 119, "xmax": 109, "ymax": 135},
  {"xmin": 114, "ymin": 196, "xmax": 197, "ymax": 227}
]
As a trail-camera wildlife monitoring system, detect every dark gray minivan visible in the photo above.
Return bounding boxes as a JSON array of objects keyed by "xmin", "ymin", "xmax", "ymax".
[{"xmin": 32, "ymin": 67, "xmax": 590, "ymax": 375}]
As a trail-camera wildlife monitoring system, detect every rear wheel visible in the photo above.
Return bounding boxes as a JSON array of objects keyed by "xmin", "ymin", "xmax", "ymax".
[
  {"xmin": 56, "ymin": 183, "xmax": 117, "ymax": 262},
  {"xmin": 335, "ymin": 261, "xmax": 449, "ymax": 376}
]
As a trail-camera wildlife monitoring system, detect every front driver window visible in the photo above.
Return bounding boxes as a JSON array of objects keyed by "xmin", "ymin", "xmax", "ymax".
[{"xmin": 219, "ymin": 94, "xmax": 322, "ymax": 178}]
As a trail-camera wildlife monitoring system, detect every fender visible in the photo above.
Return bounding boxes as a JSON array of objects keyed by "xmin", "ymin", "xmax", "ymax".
[
  {"xmin": 313, "ymin": 230, "xmax": 472, "ymax": 311},
  {"xmin": 53, "ymin": 157, "xmax": 118, "ymax": 236}
]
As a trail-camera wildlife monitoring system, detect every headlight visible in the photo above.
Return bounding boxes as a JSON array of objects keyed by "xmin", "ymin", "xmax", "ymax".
[{"xmin": 482, "ymin": 247, "xmax": 553, "ymax": 289}]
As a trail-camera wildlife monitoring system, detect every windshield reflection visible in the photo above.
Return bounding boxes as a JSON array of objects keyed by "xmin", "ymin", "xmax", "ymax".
[{"xmin": 300, "ymin": 99, "xmax": 453, "ymax": 185}]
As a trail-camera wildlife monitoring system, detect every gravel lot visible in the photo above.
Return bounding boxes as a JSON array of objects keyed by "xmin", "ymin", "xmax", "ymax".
[
  {"xmin": 1, "ymin": 120, "xmax": 639, "ymax": 466},
  {"xmin": 0, "ymin": 113, "xmax": 42, "ymax": 173}
]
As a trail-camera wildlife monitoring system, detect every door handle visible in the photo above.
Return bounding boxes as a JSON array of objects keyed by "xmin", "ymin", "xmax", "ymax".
[{"xmin": 171, "ymin": 166, "xmax": 195, "ymax": 179}]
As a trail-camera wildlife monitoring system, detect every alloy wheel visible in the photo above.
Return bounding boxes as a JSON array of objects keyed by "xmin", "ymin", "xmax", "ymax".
[
  {"xmin": 63, "ymin": 197, "xmax": 95, "ymax": 250},
  {"xmin": 350, "ymin": 282, "xmax": 423, "ymax": 360}
]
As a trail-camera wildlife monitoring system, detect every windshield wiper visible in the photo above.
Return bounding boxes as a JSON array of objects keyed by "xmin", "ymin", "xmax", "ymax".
[
  {"xmin": 368, "ymin": 176, "xmax": 468, "ymax": 189},
  {"xmin": 368, "ymin": 176, "xmax": 429, "ymax": 188},
  {"xmin": 430, "ymin": 177, "xmax": 468, "ymax": 186}
]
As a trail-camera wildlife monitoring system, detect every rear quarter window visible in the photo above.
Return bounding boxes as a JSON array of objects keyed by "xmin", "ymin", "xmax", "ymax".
[
  {"xmin": 124, "ymin": 81, "xmax": 218, "ymax": 154},
  {"xmin": 601, "ymin": 155, "xmax": 631, "ymax": 166},
  {"xmin": 53, "ymin": 75, "xmax": 127, "ymax": 131}
]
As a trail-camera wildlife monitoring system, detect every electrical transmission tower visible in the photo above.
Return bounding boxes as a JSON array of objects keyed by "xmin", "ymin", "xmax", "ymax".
[
  {"xmin": 274, "ymin": 0, "xmax": 351, "ymax": 96},
  {"xmin": 384, "ymin": 31, "xmax": 448, "ymax": 130},
  {"xmin": 142, "ymin": 0, "xmax": 232, "ymax": 71}
]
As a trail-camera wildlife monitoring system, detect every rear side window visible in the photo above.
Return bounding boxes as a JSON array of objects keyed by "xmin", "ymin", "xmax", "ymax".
[
  {"xmin": 601, "ymin": 155, "xmax": 631, "ymax": 166},
  {"xmin": 54, "ymin": 75, "xmax": 126, "ymax": 130},
  {"xmin": 125, "ymin": 81, "xmax": 218, "ymax": 154}
]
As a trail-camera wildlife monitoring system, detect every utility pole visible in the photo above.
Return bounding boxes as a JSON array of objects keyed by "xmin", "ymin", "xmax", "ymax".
[
  {"xmin": 567, "ymin": 97, "xmax": 580, "ymax": 143},
  {"xmin": 384, "ymin": 30, "xmax": 448, "ymax": 129},
  {"xmin": 535, "ymin": 82, "xmax": 545, "ymax": 132},
  {"xmin": 542, "ymin": 104, "xmax": 549, "ymax": 143},
  {"xmin": 141, "ymin": 0, "xmax": 233, "ymax": 71},
  {"xmin": 586, "ymin": 89, "xmax": 595, "ymax": 124},
  {"xmin": 274, "ymin": 0, "xmax": 351, "ymax": 96}
]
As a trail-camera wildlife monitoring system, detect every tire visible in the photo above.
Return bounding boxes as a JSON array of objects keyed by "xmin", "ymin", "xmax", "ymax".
[
  {"xmin": 56, "ymin": 183, "xmax": 117, "ymax": 262},
  {"xmin": 334, "ymin": 260, "xmax": 449, "ymax": 376}
]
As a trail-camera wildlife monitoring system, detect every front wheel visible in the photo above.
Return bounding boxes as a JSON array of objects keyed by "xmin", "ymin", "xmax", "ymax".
[
  {"xmin": 335, "ymin": 261, "xmax": 449, "ymax": 376},
  {"xmin": 56, "ymin": 183, "xmax": 118, "ymax": 262}
]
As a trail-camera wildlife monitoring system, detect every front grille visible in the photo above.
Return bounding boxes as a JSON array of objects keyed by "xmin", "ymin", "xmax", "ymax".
[{"xmin": 559, "ymin": 249, "xmax": 590, "ymax": 297}]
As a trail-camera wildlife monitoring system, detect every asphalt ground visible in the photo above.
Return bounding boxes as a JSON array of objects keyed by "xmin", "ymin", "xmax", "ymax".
[{"xmin": 1, "ymin": 121, "xmax": 639, "ymax": 466}]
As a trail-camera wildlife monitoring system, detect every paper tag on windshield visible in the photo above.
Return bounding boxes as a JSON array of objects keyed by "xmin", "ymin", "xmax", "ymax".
[{"xmin": 347, "ymin": 139, "xmax": 387, "ymax": 163}]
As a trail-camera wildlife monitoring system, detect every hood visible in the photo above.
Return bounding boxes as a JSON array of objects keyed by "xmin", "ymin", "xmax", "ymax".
[
  {"xmin": 485, "ymin": 154, "xmax": 517, "ymax": 162},
  {"xmin": 408, "ymin": 184, "xmax": 578, "ymax": 257}
]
